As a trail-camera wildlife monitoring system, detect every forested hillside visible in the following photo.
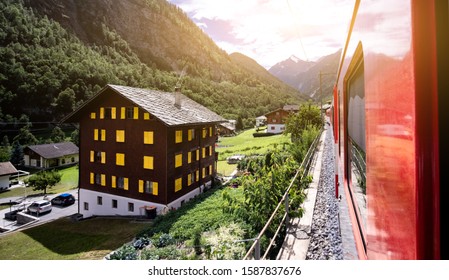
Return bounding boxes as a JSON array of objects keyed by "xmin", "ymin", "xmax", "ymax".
[{"xmin": 0, "ymin": 0, "xmax": 306, "ymax": 137}]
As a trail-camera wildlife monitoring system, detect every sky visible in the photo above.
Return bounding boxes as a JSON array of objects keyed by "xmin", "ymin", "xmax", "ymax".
[{"xmin": 168, "ymin": 0, "xmax": 355, "ymax": 69}]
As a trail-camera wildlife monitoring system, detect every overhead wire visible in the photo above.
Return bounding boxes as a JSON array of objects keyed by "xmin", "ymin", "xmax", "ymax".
[{"xmin": 286, "ymin": 0, "xmax": 309, "ymax": 61}]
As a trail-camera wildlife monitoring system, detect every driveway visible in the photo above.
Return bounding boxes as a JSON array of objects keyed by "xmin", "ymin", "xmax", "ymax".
[{"xmin": 0, "ymin": 189, "xmax": 79, "ymax": 233}]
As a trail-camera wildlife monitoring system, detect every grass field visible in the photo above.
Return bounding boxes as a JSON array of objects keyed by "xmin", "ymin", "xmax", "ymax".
[
  {"xmin": 0, "ymin": 217, "xmax": 150, "ymax": 260},
  {"xmin": 0, "ymin": 165, "xmax": 79, "ymax": 200},
  {"xmin": 216, "ymin": 128, "xmax": 291, "ymax": 176}
]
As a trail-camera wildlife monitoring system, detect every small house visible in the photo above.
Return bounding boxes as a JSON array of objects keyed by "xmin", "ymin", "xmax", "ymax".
[
  {"xmin": 0, "ymin": 162, "xmax": 18, "ymax": 191},
  {"xmin": 23, "ymin": 142, "xmax": 79, "ymax": 169}
]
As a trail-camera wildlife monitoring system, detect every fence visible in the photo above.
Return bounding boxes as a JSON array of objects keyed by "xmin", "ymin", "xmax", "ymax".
[{"xmin": 242, "ymin": 129, "xmax": 323, "ymax": 260}]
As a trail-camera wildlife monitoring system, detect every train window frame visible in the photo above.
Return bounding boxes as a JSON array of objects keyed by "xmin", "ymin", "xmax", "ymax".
[{"xmin": 343, "ymin": 41, "xmax": 367, "ymax": 251}]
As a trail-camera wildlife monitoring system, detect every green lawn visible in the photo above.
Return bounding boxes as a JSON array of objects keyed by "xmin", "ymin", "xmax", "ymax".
[
  {"xmin": 0, "ymin": 217, "xmax": 149, "ymax": 260},
  {"xmin": 216, "ymin": 128, "xmax": 291, "ymax": 176},
  {"xmin": 0, "ymin": 165, "xmax": 79, "ymax": 200}
]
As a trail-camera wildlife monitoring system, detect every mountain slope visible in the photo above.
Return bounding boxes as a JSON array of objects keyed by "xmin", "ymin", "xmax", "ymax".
[
  {"xmin": 268, "ymin": 55, "xmax": 315, "ymax": 88},
  {"xmin": 0, "ymin": 0, "xmax": 306, "ymax": 132},
  {"xmin": 229, "ymin": 52, "xmax": 292, "ymax": 87},
  {"xmin": 269, "ymin": 50, "xmax": 341, "ymax": 101}
]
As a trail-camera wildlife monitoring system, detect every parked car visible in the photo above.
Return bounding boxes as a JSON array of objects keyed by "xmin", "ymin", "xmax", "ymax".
[
  {"xmin": 51, "ymin": 193, "xmax": 75, "ymax": 206},
  {"xmin": 27, "ymin": 200, "xmax": 52, "ymax": 215}
]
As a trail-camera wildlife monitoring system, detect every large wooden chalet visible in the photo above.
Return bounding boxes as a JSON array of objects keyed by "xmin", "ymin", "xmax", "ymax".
[{"xmin": 63, "ymin": 84, "xmax": 225, "ymax": 218}]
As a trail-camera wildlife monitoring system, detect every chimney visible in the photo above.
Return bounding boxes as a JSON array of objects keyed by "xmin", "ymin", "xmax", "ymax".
[{"xmin": 174, "ymin": 86, "xmax": 181, "ymax": 108}]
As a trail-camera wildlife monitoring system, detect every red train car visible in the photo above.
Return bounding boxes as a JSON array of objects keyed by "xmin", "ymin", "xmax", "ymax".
[{"xmin": 332, "ymin": 0, "xmax": 447, "ymax": 259}]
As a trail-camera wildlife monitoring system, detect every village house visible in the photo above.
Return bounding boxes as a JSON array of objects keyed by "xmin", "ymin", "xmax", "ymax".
[
  {"xmin": 23, "ymin": 142, "xmax": 79, "ymax": 169},
  {"xmin": 255, "ymin": 115, "xmax": 267, "ymax": 127},
  {"xmin": 0, "ymin": 161, "xmax": 17, "ymax": 191},
  {"xmin": 264, "ymin": 105, "xmax": 299, "ymax": 134},
  {"xmin": 62, "ymin": 84, "xmax": 225, "ymax": 218},
  {"xmin": 217, "ymin": 120, "xmax": 236, "ymax": 136}
]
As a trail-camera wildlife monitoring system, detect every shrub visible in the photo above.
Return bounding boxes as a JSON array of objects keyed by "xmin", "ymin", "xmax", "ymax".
[{"xmin": 107, "ymin": 244, "xmax": 138, "ymax": 260}]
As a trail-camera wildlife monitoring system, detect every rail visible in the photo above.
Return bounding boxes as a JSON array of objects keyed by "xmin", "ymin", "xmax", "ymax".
[{"xmin": 242, "ymin": 128, "xmax": 323, "ymax": 260}]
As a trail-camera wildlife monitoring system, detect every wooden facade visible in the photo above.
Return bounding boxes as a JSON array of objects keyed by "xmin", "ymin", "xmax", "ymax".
[
  {"xmin": 63, "ymin": 85, "xmax": 224, "ymax": 217},
  {"xmin": 265, "ymin": 109, "xmax": 290, "ymax": 134}
]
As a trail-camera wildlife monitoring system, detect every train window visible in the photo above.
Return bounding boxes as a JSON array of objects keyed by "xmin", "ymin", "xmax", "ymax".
[{"xmin": 345, "ymin": 44, "xmax": 367, "ymax": 235}]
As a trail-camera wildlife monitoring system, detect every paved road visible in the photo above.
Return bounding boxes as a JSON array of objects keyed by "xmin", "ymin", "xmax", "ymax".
[{"xmin": 0, "ymin": 189, "xmax": 79, "ymax": 233}]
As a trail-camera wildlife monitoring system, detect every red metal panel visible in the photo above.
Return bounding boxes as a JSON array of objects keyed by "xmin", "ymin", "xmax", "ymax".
[
  {"xmin": 335, "ymin": 0, "xmax": 440, "ymax": 259},
  {"xmin": 411, "ymin": 0, "xmax": 440, "ymax": 259}
]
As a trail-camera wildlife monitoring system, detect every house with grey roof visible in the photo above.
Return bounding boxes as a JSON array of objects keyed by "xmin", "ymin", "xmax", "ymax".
[
  {"xmin": 0, "ymin": 162, "xmax": 18, "ymax": 191},
  {"xmin": 23, "ymin": 142, "xmax": 79, "ymax": 169},
  {"xmin": 62, "ymin": 84, "xmax": 225, "ymax": 218}
]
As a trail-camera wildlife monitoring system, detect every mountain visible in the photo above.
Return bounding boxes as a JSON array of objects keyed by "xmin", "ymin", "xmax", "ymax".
[
  {"xmin": 269, "ymin": 50, "xmax": 342, "ymax": 101},
  {"xmin": 0, "ymin": 0, "xmax": 307, "ymax": 136},
  {"xmin": 268, "ymin": 55, "xmax": 315, "ymax": 88},
  {"xmin": 229, "ymin": 52, "xmax": 292, "ymax": 87}
]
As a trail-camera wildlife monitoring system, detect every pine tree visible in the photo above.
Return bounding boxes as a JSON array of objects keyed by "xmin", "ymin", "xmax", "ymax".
[{"xmin": 10, "ymin": 140, "xmax": 24, "ymax": 166}]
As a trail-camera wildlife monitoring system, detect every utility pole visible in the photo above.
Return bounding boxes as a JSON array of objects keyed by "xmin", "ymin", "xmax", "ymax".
[{"xmin": 319, "ymin": 71, "xmax": 335, "ymax": 123}]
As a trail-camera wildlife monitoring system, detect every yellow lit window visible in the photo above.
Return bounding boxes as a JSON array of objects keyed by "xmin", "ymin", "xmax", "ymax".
[
  {"xmin": 196, "ymin": 170, "xmax": 199, "ymax": 182},
  {"xmin": 90, "ymin": 151, "xmax": 94, "ymax": 162},
  {"xmin": 138, "ymin": 180, "xmax": 143, "ymax": 193},
  {"xmin": 209, "ymin": 165, "xmax": 213, "ymax": 174},
  {"xmin": 187, "ymin": 174, "xmax": 192, "ymax": 186},
  {"xmin": 124, "ymin": 178, "xmax": 129, "ymax": 190},
  {"xmin": 116, "ymin": 153, "xmax": 125, "ymax": 166},
  {"xmin": 202, "ymin": 128, "xmax": 207, "ymax": 138},
  {"xmin": 188, "ymin": 129, "xmax": 195, "ymax": 141},
  {"xmin": 196, "ymin": 150, "xmax": 199, "ymax": 161},
  {"xmin": 175, "ymin": 130, "xmax": 183, "ymax": 143},
  {"xmin": 133, "ymin": 107, "xmax": 139, "ymax": 119},
  {"xmin": 116, "ymin": 130, "xmax": 125, "ymax": 143},
  {"xmin": 144, "ymin": 112, "xmax": 150, "ymax": 120},
  {"xmin": 112, "ymin": 176, "xmax": 116, "ymax": 188},
  {"xmin": 202, "ymin": 168, "xmax": 206, "ymax": 178},
  {"xmin": 152, "ymin": 182, "xmax": 158, "ymax": 195},
  {"xmin": 209, "ymin": 146, "xmax": 213, "ymax": 156},
  {"xmin": 101, "ymin": 152, "xmax": 106, "ymax": 164},
  {"xmin": 202, "ymin": 148, "xmax": 206, "ymax": 158},
  {"xmin": 101, "ymin": 174, "xmax": 106, "ymax": 186},
  {"xmin": 209, "ymin": 127, "xmax": 213, "ymax": 137},
  {"xmin": 101, "ymin": 129, "xmax": 106, "ymax": 141},
  {"xmin": 144, "ymin": 131, "xmax": 154, "ymax": 144},
  {"xmin": 143, "ymin": 156, "xmax": 154, "ymax": 170},
  {"xmin": 139, "ymin": 180, "xmax": 158, "ymax": 195},
  {"xmin": 175, "ymin": 154, "xmax": 182, "ymax": 168},
  {"xmin": 175, "ymin": 178, "xmax": 182, "ymax": 192},
  {"xmin": 100, "ymin": 107, "xmax": 105, "ymax": 119},
  {"xmin": 90, "ymin": 172, "xmax": 94, "ymax": 184},
  {"xmin": 111, "ymin": 107, "xmax": 117, "ymax": 119},
  {"xmin": 94, "ymin": 129, "xmax": 98, "ymax": 141},
  {"xmin": 90, "ymin": 112, "xmax": 96, "ymax": 119},
  {"xmin": 188, "ymin": 152, "xmax": 192, "ymax": 164},
  {"xmin": 121, "ymin": 107, "xmax": 126, "ymax": 119}
]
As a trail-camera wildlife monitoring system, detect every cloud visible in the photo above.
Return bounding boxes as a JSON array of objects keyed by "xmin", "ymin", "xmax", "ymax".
[{"xmin": 168, "ymin": 0, "xmax": 354, "ymax": 68}]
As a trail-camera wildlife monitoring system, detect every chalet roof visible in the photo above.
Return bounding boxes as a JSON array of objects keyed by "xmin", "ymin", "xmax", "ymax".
[
  {"xmin": 63, "ymin": 85, "xmax": 226, "ymax": 126},
  {"xmin": 264, "ymin": 108, "xmax": 288, "ymax": 117},
  {"xmin": 25, "ymin": 142, "xmax": 79, "ymax": 159},
  {"xmin": 283, "ymin": 105, "xmax": 299, "ymax": 111},
  {"xmin": 219, "ymin": 122, "xmax": 235, "ymax": 131},
  {"xmin": 0, "ymin": 162, "xmax": 18, "ymax": 176}
]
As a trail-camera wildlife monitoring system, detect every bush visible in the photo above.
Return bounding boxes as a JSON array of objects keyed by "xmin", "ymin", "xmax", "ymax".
[
  {"xmin": 252, "ymin": 132, "xmax": 275, "ymax": 138},
  {"xmin": 107, "ymin": 244, "xmax": 138, "ymax": 260}
]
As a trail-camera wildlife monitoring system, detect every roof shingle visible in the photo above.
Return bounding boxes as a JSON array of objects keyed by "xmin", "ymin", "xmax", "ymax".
[
  {"xmin": 108, "ymin": 85, "xmax": 225, "ymax": 126},
  {"xmin": 0, "ymin": 162, "xmax": 18, "ymax": 176},
  {"xmin": 26, "ymin": 142, "xmax": 79, "ymax": 159}
]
